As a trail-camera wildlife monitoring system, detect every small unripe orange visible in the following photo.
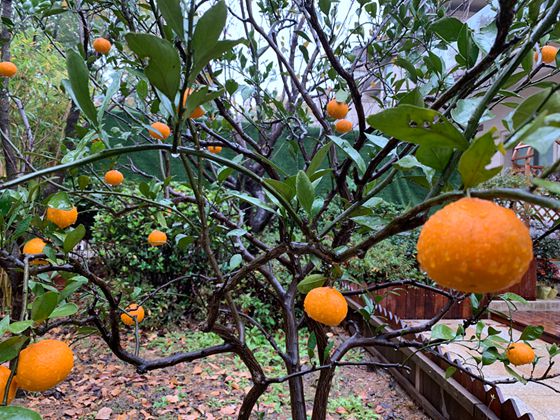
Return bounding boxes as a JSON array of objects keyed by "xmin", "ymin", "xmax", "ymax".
[
  {"xmin": 326, "ymin": 100, "xmax": 349, "ymax": 119},
  {"xmin": 104, "ymin": 169, "xmax": 124, "ymax": 186},
  {"xmin": 207, "ymin": 145, "xmax": 222, "ymax": 154},
  {"xmin": 149, "ymin": 122, "xmax": 171, "ymax": 140},
  {"xmin": 121, "ymin": 303, "xmax": 146, "ymax": 326},
  {"xmin": 93, "ymin": 37, "xmax": 112, "ymax": 55},
  {"xmin": 334, "ymin": 119, "xmax": 353, "ymax": 133},
  {"xmin": 0, "ymin": 62, "xmax": 17, "ymax": 78},
  {"xmin": 148, "ymin": 229, "xmax": 167, "ymax": 246}
]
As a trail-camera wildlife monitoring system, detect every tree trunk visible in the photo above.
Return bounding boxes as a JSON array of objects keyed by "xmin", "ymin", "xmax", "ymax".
[
  {"xmin": 284, "ymin": 296, "xmax": 307, "ymax": 420},
  {"xmin": 0, "ymin": 0, "xmax": 18, "ymax": 179}
]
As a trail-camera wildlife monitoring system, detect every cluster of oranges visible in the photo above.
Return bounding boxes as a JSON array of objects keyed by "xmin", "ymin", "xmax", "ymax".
[
  {"xmin": 0, "ymin": 339, "xmax": 74, "ymax": 403},
  {"xmin": 326, "ymin": 100, "xmax": 352, "ymax": 134}
]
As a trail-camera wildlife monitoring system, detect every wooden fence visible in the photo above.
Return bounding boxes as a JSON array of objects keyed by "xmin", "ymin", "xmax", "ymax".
[
  {"xmin": 347, "ymin": 302, "xmax": 534, "ymax": 420},
  {"xmin": 372, "ymin": 259, "xmax": 537, "ymax": 319}
]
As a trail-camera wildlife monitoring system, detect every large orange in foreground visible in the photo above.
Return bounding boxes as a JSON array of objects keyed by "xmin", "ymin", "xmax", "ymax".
[
  {"xmin": 16, "ymin": 339, "xmax": 74, "ymax": 392},
  {"xmin": 417, "ymin": 198, "xmax": 533, "ymax": 293},
  {"xmin": 304, "ymin": 287, "xmax": 348, "ymax": 326}
]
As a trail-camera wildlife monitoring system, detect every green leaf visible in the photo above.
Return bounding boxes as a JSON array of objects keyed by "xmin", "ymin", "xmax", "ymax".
[
  {"xmin": 307, "ymin": 142, "xmax": 332, "ymax": 176},
  {"xmin": 228, "ymin": 254, "xmax": 243, "ymax": 270},
  {"xmin": 367, "ymin": 105, "xmax": 468, "ymax": 150},
  {"xmin": 0, "ymin": 316, "xmax": 9, "ymax": 335},
  {"xmin": 451, "ymin": 98, "xmax": 495, "ymax": 126},
  {"xmin": 125, "ymin": 33, "xmax": 181, "ymax": 102},
  {"xmin": 482, "ymin": 347, "xmax": 499, "ymax": 365},
  {"xmin": 458, "ymin": 130, "xmax": 501, "ymax": 188},
  {"xmin": 48, "ymin": 191, "xmax": 73, "ymax": 210},
  {"xmin": 192, "ymin": 1, "xmax": 226, "ymax": 54},
  {"xmin": 175, "ymin": 234, "xmax": 195, "ymax": 250},
  {"xmin": 510, "ymin": 113, "xmax": 560, "ymax": 155},
  {"xmin": 319, "ymin": 0, "xmax": 331, "ymax": 15},
  {"xmin": 511, "ymin": 89, "xmax": 560, "ymax": 129},
  {"xmin": 430, "ymin": 17, "xmax": 463, "ymax": 42},
  {"xmin": 296, "ymin": 170, "xmax": 315, "ymax": 215},
  {"xmin": 229, "ymin": 192, "xmax": 275, "ymax": 213},
  {"xmin": 7, "ymin": 320, "xmax": 34, "ymax": 334},
  {"xmin": 533, "ymin": 178, "xmax": 560, "ymax": 195},
  {"xmin": 64, "ymin": 50, "xmax": 97, "ymax": 125},
  {"xmin": 31, "ymin": 291, "xmax": 59, "ymax": 323},
  {"xmin": 431, "ymin": 324, "xmax": 455, "ymax": 340},
  {"xmin": 49, "ymin": 303, "xmax": 79, "ymax": 319},
  {"xmin": 307, "ymin": 331, "xmax": 317, "ymax": 360},
  {"xmin": 504, "ymin": 364, "xmax": 527, "ymax": 384},
  {"xmin": 500, "ymin": 292, "xmax": 528, "ymax": 304},
  {"xmin": 78, "ymin": 175, "xmax": 90, "ymax": 190},
  {"xmin": 416, "ymin": 145, "xmax": 453, "ymax": 171},
  {"xmin": 0, "ymin": 406, "xmax": 43, "ymax": 420},
  {"xmin": 226, "ymin": 229, "xmax": 247, "ymax": 238},
  {"xmin": 444, "ymin": 366, "xmax": 457, "ymax": 379},
  {"xmin": 329, "ymin": 135, "xmax": 366, "ymax": 174},
  {"xmin": 394, "ymin": 155, "xmax": 435, "ymax": 185},
  {"xmin": 263, "ymin": 179, "xmax": 295, "ymax": 202},
  {"xmin": 63, "ymin": 224, "xmax": 86, "ymax": 253},
  {"xmin": 59, "ymin": 276, "xmax": 87, "ymax": 301},
  {"xmin": 189, "ymin": 39, "xmax": 245, "ymax": 83},
  {"xmin": 519, "ymin": 325, "xmax": 544, "ymax": 341},
  {"xmin": 394, "ymin": 57, "xmax": 417, "ymax": 83},
  {"xmin": 457, "ymin": 24, "xmax": 479, "ymax": 68},
  {"xmin": 0, "ymin": 336, "xmax": 28, "ymax": 364},
  {"xmin": 156, "ymin": 0, "xmax": 184, "ymax": 38},
  {"xmin": 297, "ymin": 274, "xmax": 327, "ymax": 294}
]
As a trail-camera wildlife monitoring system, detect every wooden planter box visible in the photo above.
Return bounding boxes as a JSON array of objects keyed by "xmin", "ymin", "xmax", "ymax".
[{"xmin": 374, "ymin": 259, "xmax": 536, "ymax": 319}]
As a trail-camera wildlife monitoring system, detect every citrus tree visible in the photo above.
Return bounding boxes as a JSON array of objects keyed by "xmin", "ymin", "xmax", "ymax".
[{"xmin": 1, "ymin": 0, "xmax": 560, "ymax": 418}]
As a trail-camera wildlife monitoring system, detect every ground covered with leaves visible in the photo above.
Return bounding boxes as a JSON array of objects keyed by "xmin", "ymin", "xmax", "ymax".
[{"xmin": 13, "ymin": 327, "xmax": 427, "ymax": 419}]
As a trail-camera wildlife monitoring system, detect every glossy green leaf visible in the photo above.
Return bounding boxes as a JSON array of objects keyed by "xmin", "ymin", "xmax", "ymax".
[
  {"xmin": 192, "ymin": 1, "xmax": 226, "ymax": 54},
  {"xmin": 64, "ymin": 50, "xmax": 97, "ymax": 125},
  {"xmin": 431, "ymin": 324, "xmax": 455, "ymax": 340},
  {"xmin": 49, "ymin": 303, "xmax": 79, "ymax": 319},
  {"xmin": 297, "ymin": 274, "xmax": 327, "ymax": 294},
  {"xmin": 307, "ymin": 142, "xmax": 332, "ymax": 176},
  {"xmin": 0, "ymin": 336, "xmax": 27, "ymax": 364},
  {"xmin": 189, "ymin": 39, "xmax": 245, "ymax": 83},
  {"xmin": 458, "ymin": 130, "xmax": 501, "ymax": 188},
  {"xmin": 125, "ymin": 33, "xmax": 181, "ymax": 101},
  {"xmin": 367, "ymin": 105, "xmax": 468, "ymax": 150},
  {"xmin": 7, "ymin": 320, "xmax": 34, "ymax": 334},
  {"xmin": 63, "ymin": 224, "xmax": 86, "ymax": 253},
  {"xmin": 156, "ymin": 0, "xmax": 184, "ymax": 38},
  {"xmin": 329, "ymin": 135, "xmax": 366, "ymax": 174},
  {"xmin": 31, "ymin": 291, "xmax": 58, "ymax": 323},
  {"xmin": 48, "ymin": 191, "xmax": 73, "ymax": 210},
  {"xmin": 296, "ymin": 170, "xmax": 315, "ymax": 215},
  {"xmin": 430, "ymin": 17, "xmax": 463, "ymax": 42},
  {"xmin": 0, "ymin": 406, "xmax": 42, "ymax": 420},
  {"xmin": 416, "ymin": 145, "xmax": 453, "ymax": 171},
  {"xmin": 520, "ymin": 325, "xmax": 544, "ymax": 341}
]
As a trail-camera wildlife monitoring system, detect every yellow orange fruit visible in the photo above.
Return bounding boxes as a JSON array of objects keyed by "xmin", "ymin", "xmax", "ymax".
[
  {"xmin": 22, "ymin": 238, "xmax": 47, "ymax": 265},
  {"xmin": 0, "ymin": 366, "xmax": 17, "ymax": 404},
  {"xmin": 326, "ymin": 100, "xmax": 349, "ymax": 119},
  {"xmin": 417, "ymin": 197, "xmax": 533, "ymax": 293},
  {"xmin": 506, "ymin": 342, "xmax": 535, "ymax": 366},
  {"xmin": 335, "ymin": 119, "xmax": 353, "ymax": 133},
  {"xmin": 0, "ymin": 62, "xmax": 17, "ymax": 78},
  {"xmin": 148, "ymin": 122, "xmax": 171, "ymax": 140},
  {"xmin": 207, "ymin": 145, "xmax": 222, "ymax": 154},
  {"xmin": 535, "ymin": 45, "xmax": 558, "ymax": 64},
  {"xmin": 120, "ymin": 304, "xmax": 146, "ymax": 326},
  {"xmin": 182, "ymin": 89, "xmax": 205, "ymax": 119},
  {"xmin": 92, "ymin": 37, "xmax": 112, "ymax": 55},
  {"xmin": 148, "ymin": 229, "xmax": 167, "ymax": 246},
  {"xmin": 304, "ymin": 287, "xmax": 348, "ymax": 326},
  {"xmin": 46, "ymin": 206, "xmax": 78, "ymax": 229},
  {"xmin": 104, "ymin": 169, "xmax": 124, "ymax": 186},
  {"xmin": 16, "ymin": 340, "xmax": 74, "ymax": 392}
]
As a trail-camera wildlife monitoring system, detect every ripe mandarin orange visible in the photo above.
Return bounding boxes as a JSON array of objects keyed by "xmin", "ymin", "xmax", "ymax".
[
  {"xmin": 182, "ymin": 88, "xmax": 205, "ymax": 119},
  {"xmin": 16, "ymin": 340, "xmax": 74, "ymax": 392},
  {"xmin": 46, "ymin": 206, "xmax": 78, "ymax": 229},
  {"xmin": 207, "ymin": 145, "xmax": 222, "ymax": 154},
  {"xmin": 92, "ymin": 37, "xmax": 112, "ymax": 54},
  {"xmin": 304, "ymin": 287, "xmax": 348, "ymax": 326},
  {"xmin": 149, "ymin": 122, "xmax": 171, "ymax": 140},
  {"xmin": 506, "ymin": 342, "xmax": 535, "ymax": 366},
  {"xmin": 22, "ymin": 238, "xmax": 47, "ymax": 265},
  {"xmin": 104, "ymin": 169, "xmax": 124, "ymax": 186},
  {"xmin": 335, "ymin": 119, "xmax": 353, "ymax": 133},
  {"xmin": 148, "ymin": 229, "xmax": 167, "ymax": 246},
  {"xmin": 0, "ymin": 366, "xmax": 17, "ymax": 404},
  {"xmin": 121, "ymin": 303, "xmax": 146, "ymax": 326},
  {"xmin": 417, "ymin": 197, "xmax": 533, "ymax": 293},
  {"xmin": 0, "ymin": 62, "xmax": 17, "ymax": 78},
  {"xmin": 535, "ymin": 45, "xmax": 558, "ymax": 64},
  {"xmin": 326, "ymin": 100, "xmax": 349, "ymax": 119}
]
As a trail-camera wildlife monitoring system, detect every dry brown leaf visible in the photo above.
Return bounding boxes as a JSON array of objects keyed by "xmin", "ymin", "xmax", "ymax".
[{"xmin": 95, "ymin": 407, "xmax": 113, "ymax": 420}]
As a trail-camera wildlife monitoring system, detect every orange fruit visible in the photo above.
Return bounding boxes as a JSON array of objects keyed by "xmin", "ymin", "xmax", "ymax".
[
  {"xmin": 148, "ymin": 229, "xmax": 167, "ymax": 246},
  {"xmin": 16, "ymin": 340, "xmax": 74, "ymax": 392},
  {"xmin": 506, "ymin": 342, "xmax": 535, "ymax": 366},
  {"xmin": 304, "ymin": 287, "xmax": 348, "ymax": 326},
  {"xmin": 104, "ymin": 169, "xmax": 124, "ymax": 186},
  {"xmin": 46, "ymin": 206, "xmax": 78, "ymax": 229},
  {"xmin": 120, "ymin": 304, "xmax": 146, "ymax": 326},
  {"xmin": 0, "ymin": 62, "xmax": 17, "ymax": 78},
  {"xmin": 148, "ymin": 122, "xmax": 171, "ymax": 140},
  {"xmin": 0, "ymin": 366, "xmax": 17, "ymax": 404},
  {"xmin": 535, "ymin": 45, "xmax": 558, "ymax": 64},
  {"xmin": 326, "ymin": 100, "xmax": 349, "ymax": 119},
  {"xmin": 22, "ymin": 238, "xmax": 47, "ymax": 265},
  {"xmin": 334, "ymin": 119, "xmax": 352, "ymax": 133},
  {"xmin": 207, "ymin": 145, "xmax": 222, "ymax": 154},
  {"xmin": 417, "ymin": 197, "xmax": 533, "ymax": 293},
  {"xmin": 92, "ymin": 37, "xmax": 112, "ymax": 54},
  {"xmin": 182, "ymin": 89, "xmax": 205, "ymax": 119}
]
